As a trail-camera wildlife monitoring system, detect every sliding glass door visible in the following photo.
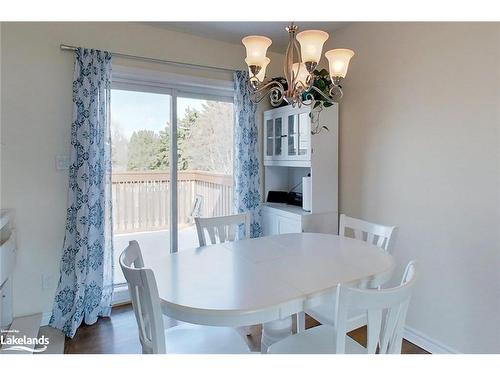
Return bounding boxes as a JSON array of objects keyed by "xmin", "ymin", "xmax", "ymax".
[
  {"xmin": 175, "ymin": 95, "xmax": 234, "ymax": 251},
  {"xmin": 110, "ymin": 88, "xmax": 173, "ymax": 285},
  {"xmin": 109, "ymin": 79, "xmax": 234, "ymax": 288}
]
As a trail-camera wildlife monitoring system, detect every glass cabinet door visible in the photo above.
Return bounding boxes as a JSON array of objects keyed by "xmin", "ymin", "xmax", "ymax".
[
  {"xmin": 298, "ymin": 112, "xmax": 310, "ymax": 156},
  {"xmin": 266, "ymin": 118, "xmax": 274, "ymax": 157},
  {"xmin": 274, "ymin": 117, "xmax": 283, "ymax": 157},
  {"xmin": 288, "ymin": 114, "xmax": 298, "ymax": 157}
]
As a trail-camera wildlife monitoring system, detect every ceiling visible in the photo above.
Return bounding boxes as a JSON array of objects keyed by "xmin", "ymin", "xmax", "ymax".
[{"xmin": 144, "ymin": 22, "xmax": 349, "ymax": 52}]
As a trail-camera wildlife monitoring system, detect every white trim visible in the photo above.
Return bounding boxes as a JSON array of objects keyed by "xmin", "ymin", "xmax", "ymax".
[
  {"xmin": 403, "ymin": 325, "xmax": 461, "ymax": 354},
  {"xmin": 170, "ymin": 91, "xmax": 179, "ymax": 253},
  {"xmin": 112, "ymin": 65, "xmax": 234, "ymax": 101},
  {"xmin": 112, "ymin": 284, "xmax": 131, "ymax": 305}
]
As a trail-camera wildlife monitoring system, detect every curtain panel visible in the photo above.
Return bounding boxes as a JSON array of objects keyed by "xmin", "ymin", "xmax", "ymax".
[
  {"xmin": 50, "ymin": 48, "xmax": 114, "ymax": 338},
  {"xmin": 233, "ymin": 71, "xmax": 262, "ymax": 238}
]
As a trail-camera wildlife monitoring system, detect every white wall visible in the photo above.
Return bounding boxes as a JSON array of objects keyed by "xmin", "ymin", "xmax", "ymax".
[
  {"xmin": 331, "ymin": 22, "xmax": 500, "ymax": 353},
  {"xmin": 0, "ymin": 22, "xmax": 282, "ymax": 319}
]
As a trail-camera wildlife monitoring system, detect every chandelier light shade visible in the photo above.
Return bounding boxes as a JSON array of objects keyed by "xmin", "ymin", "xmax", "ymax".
[
  {"xmin": 296, "ymin": 30, "xmax": 329, "ymax": 64},
  {"xmin": 248, "ymin": 57, "xmax": 270, "ymax": 82},
  {"xmin": 242, "ymin": 36, "xmax": 272, "ymax": 67},
  {"xmin": 292, "ymin": 63, "xmax": 310, "ymax": 89},
  {"xmin": 325, "ymin": 48, "xmax": 355, "ymax": 79},
  {"xmin": 242, "ymin": 23, "xmax": 355, "ymax": 109}
]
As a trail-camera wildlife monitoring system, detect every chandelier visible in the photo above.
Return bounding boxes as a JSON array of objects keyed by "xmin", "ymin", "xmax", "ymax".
[{"xmin": 242, "ymin": 23, "xmax": 354, "ymax": 108}]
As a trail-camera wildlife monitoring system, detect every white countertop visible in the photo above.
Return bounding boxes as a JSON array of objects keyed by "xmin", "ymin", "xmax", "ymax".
[{"xmin": 262, "ymin": 202, "xmax": 311, "ymax": 216}]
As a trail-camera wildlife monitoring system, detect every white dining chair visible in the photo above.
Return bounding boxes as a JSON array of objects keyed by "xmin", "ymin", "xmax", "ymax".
[
  {"xmin": 339, "ymin": 214, "xmax": 397, "ymax": 252},
  {"xmin": 268, "ymin": 261, "xmax": 417, "ymax": 354},
  {"xmin": 194, "ymin": 212, "xmax": 294, "ymax": 353},
  {"xmin": 195, "ymin": 212, "xmax": 250, "ymax": 246},
  {"xmin": 119, "ymin": 240, "xmax": 251, "ymax": 354},
  {"xmin": 299, "ymin": 214, "xmax": 398, "ymax": 333}
]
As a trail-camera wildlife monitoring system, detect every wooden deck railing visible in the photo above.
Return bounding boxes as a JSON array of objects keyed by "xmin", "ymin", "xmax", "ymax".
[{"xmin": 112, "ymin": 171, "xmax": 233, "ymax": 234}]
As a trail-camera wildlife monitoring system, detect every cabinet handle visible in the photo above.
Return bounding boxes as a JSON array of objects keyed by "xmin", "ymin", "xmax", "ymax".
[{"xmin": 280, "ymin": 135, "xmax": 287, "ymax": 138}]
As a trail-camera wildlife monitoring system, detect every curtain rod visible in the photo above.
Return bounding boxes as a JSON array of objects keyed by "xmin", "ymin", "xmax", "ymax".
[{"xmin": 60, "ymin": 44, "xmax": 238, "ymax": 74}]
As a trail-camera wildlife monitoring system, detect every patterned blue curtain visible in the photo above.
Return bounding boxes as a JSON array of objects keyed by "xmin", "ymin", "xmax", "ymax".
[
  {"xmin": 233, "ymin": 71, "xmax": 262, "ymax": 238},
  {"xmin": 50, "ymin": 48, "xmax": 113, "ymax": 338}
]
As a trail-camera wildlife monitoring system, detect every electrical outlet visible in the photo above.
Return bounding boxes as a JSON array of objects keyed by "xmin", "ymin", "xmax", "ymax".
[
  {"xmin": 42, "ymin": 274, "xmax": 55, "ymax": 290},
  {"xmin": 55, "ymin": 155, "xmax": 70, "ymax": 170}
]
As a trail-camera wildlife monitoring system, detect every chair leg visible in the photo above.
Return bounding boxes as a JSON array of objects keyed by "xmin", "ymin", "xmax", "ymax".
[{"xmin": 296, "ymin": 312, "xmax": 306, "ymax": 333}]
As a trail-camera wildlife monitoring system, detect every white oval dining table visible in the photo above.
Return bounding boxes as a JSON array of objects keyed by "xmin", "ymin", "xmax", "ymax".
[{"xmin": 150, "ymin": 232, "xmax": 395, "ymax": 327}]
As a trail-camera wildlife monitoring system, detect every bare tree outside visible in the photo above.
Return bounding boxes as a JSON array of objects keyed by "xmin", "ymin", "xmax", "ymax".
[
  {"xmin": 111, "ymin": 100, "xmax": 233, "ymax": 174},
  {"xmin": 110, "ymin": 120, "xmax": 129, "ymax": 172}
]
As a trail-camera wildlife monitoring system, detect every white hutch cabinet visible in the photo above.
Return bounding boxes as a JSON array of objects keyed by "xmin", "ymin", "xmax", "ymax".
[
  {"xmin": 264, "ymin": 105, "xmax": 311, "ymax": 166},
  {"xmin": 261, "ymin": 104, "xmax": 338, "ymax": 235}
]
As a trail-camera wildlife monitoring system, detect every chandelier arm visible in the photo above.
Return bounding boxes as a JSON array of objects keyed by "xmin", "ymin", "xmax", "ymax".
[
  {"xmin": 250, "ymin": 79, "xmax": 285, "ymax": 96},
  {"xmin": 248, "ymin": 80, "xmax": 285, "ymax": 106},
  {"xmin": 329, "ymin": 84, "xmax": 344, "ymax": 100},
  {"xmin": 306, "ymin": 86, "xmax": 342, "ymax": 104}
]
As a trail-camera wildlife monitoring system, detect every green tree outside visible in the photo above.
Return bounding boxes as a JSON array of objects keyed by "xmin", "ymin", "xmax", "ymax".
[
  {"xmin": 114, "ymin": 101, "xmax": 233, "ymax": 174},
  {"xmin": 126, "ymin": 130, "xmax": 161, "ymax": 171}
]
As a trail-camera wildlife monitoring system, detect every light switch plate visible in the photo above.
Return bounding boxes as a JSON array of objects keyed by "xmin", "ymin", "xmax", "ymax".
[{"xmin": 55, "ymin": 155, "xmax": 70, "ymax": 170}]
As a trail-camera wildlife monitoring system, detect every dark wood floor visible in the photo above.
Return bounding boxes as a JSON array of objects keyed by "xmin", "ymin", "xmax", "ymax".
[{"xmin": 65, "ymin": 304, "xmax": 429, "ymax": 354}]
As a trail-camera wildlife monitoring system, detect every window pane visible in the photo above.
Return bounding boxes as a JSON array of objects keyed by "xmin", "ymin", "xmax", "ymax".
[
  {"xmin": 288, "ymin": 114, "xmax": 297, "ymax": 156},
  {"xmin": 266, "ymin": 119, "xmax": 274, "ymax": 156},
  {"xmin": 274, "ymin": 118, "xmax": 282, "ymax": 156},
  {"xmin": 110, "ymin": 89, "xmax": 171, "ymax": 285},
  {"xmin": 176, "ymin": 97, "xmax": 234, "ymax": 251},
  {"xmin": 299, "ymin": 112, "xmax": 309, "ymax": 155}
]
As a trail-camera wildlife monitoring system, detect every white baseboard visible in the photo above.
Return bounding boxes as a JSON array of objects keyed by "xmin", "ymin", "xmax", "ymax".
[
  {"xmin": 404, "ymin": 325, "xmax": 461, "ymax": 354},
  {"xmin": 112, "ymin": 285, "xmax": 131, "ymax": 305}
]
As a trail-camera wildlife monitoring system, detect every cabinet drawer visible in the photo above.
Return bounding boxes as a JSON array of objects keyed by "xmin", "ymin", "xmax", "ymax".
[
  {"xmin": 262, "ymin": 212, "xmax": 279, "ymax": 236},
  {"xmin": 277, "ymin": 216, "xmax": 302, "ymax": 234},
  {"xmin": 262, "ymin": 205, "xmax": 303, "ymax": 236}
]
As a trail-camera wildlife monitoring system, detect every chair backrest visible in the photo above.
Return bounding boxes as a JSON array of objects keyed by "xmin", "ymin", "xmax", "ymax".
[
  {"xmin": 119, "ymin": 240, "xmax": 166, "ymax": 354},
  {"xmin": 195, "ymin": 212, "xmax": 251, "ymax": 246},
  {"xmin": 339, "ymin": 214, "xmax": 397, "ymax": 252},
  {"xmin": 334, "ymin": 261, "xmax": 417, "ymax": 354}
]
